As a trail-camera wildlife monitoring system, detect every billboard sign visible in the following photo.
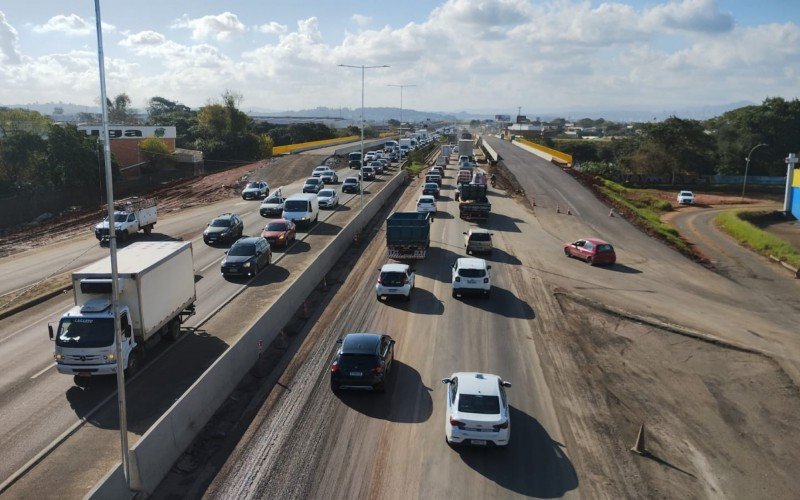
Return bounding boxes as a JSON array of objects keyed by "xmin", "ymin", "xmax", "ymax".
[
  {"xmin": 78, "ymin": 125, "xmax": 177, "ymax": 139},
  {"xmin": 494, "ymin": 114, "xmax": 511, "ymax": 122}
]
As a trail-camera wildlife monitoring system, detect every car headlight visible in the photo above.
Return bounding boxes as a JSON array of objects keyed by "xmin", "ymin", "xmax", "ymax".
[
  {"xmin": 104, "ymin": 352, "xmax": 116, "ymax": 362},
  {"xmin": 54, "ymin": 352, "xmax": 64, "ymax": 361},
  {"xmin": 278, "ymin": 234, "xmax": 285, "ymax": 240},
  {"xmin": 243, "ymin": 262, "xmax": 252, "ymax": 268}
]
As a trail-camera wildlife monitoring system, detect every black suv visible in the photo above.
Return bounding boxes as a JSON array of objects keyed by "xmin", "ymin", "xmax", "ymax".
[
  {"xmin": 221, "ymin": 237, "xmax": 272, "ymax": 278},
  {"xmin": 204, "ymin": 213, "xmax": 243, "ymax": 245},
  {"xmin": 330, "ymin": 333, "xmax": 395, "ymax": 392}
]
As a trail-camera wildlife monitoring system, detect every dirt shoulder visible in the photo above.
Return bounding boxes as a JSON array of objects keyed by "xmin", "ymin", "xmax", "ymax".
[{"xmin": 547, "ymin": 293, "xmax": 800, "ymax": 499}]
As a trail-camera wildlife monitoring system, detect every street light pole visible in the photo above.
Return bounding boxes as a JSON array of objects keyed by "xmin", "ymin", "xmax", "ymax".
[
  {"xmin": 742, "ymin": 143, "xmax": 768, "ymax": 200},
  {"xmin": 338, "ymin": 64, "xmax": 389, "ymax": 209},
  {"xmin": 387, "ymin": 84, "xmax": 416, "ymax": 129},
  {"xmin": 94, "ymin": 0, "xmax": 132, "ymax": 489}
]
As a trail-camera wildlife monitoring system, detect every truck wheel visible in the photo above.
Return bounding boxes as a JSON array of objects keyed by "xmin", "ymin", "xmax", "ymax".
[
  {"xmin": 165, "ymin": 318, "xmax": 181, "ymax": 341},
  {"xmin": 125, "ymin": 350, "xmax": 141, "ymax": 377},
  {"xmin": 144, "ymin": 225, "xmax": 152, "ymax": 235}
]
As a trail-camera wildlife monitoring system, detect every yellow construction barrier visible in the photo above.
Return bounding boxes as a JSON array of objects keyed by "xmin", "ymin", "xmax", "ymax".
[
  {"xmin": 272, "ymin": 135, "xmax": 359, "ymax": 155},
  {"xmin": 517, "ymin": 138, "xmax": 573, "ymax": 165}
]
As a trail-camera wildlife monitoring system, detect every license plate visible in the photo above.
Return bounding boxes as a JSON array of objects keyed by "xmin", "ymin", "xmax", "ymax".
[
  {"xmin": 77, "ymin": 372, "xmax": 92, "ymax": 378},
  {"xmin": 472, "ymin": 440, "xmax": 487, "ymax": 445},
  {"xmin": 387, "ymin": 289, "xmax": 398, "ymax": 292},
  {"xmin": 468, "ymin": 279, "xmax": 476, "ymax": 284},
  {"xmin": 350, "ymin": 371, "xmax": 362, "ymax": 377}
]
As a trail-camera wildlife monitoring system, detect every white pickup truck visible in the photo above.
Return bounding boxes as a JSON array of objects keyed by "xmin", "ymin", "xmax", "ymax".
[{"xmin": 94, "ymin": 197, "xmax": 157, "ymax": 244}]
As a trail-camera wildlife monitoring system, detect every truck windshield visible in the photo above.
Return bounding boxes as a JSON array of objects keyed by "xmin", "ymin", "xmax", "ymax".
[
  {"xmin": 56, "ymin": 318, "xmax": 115, "ymax": 348},
  {"xmin": 103, "ymin": 213, "xmax": 129, "ymax": 223},
  {"xmin": 284, "ymin": 200, "xmax": 309, "ymax": 211}
]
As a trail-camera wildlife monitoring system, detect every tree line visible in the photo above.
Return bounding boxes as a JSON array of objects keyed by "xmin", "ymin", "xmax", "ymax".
[{"xmin": 544, "ymin": 97, "xmax": 800, "ymax": 182}]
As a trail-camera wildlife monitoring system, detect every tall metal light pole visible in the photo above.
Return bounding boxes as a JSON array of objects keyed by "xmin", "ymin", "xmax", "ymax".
[
  {"xmin": 338, "ymin": 64, "xmax": 389, "ymax": 209},
  {"xmin": 94, "ymin": 0, "xmax": 131, "ymax": 489},
  {"xmin": 742, "ymin": 143, "xmax": 768, "ymax": 200},
  {"xmin": 387, "ymin": 84, "xmax": 416, "ymax": 127}
]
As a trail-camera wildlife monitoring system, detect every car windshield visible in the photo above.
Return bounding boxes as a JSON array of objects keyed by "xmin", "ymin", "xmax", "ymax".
[
  {"xmin": 363, "ymin": 167, "xmax": 373, "ymax": 172},
  {"xmin": 228, "ymin": 243, "xmax": 255, "ymax": 256},
  {"xmin": 266, "ymin": 222, "xmax": 287, "ymax": 231},
  {"xmin": 245, "ymin": 182, "xmax": 261, "ymax": 189},
  {"xmin": 210, "ymin": 218, "xmax": 231, "ymax": 227},
  {"xmin": 597, "ymin": 244, "xmax": 614, "ymax": 253},
  {"xmin": 425, "ymin": 183, "xmax": 438, "ymax": 189},
  {"xmin": 56, "ymin": 318, "xmax": 114, "ymax": 348},
  {"xmin": 265, "ymin": 196, "xmax": 281, "ymax": 204},
  {"xmin": 459, "ymin": 268, "xmax": 486, "ymax": 278},
  {"xmin": 104, "ymin": 213, "xmax": 128, "ymax": 223},
  {"xmin": 314, "ymin": 167, "xmax": 327, "ymax": 172},
  {"xmin": 284, "ymin": 200, "xmax": 309, "ymax": 211},
  {"xmin": 419, "ymin": 198, "xmax": 433, "ymax": 203},
  {"xmin": 380, "ymin": 271, "xmax": 406, "ymax": 286},
  {"xmin": 344, "ymin": 179, "xmax": 357, "ymax": 184},
  {"xmin": 318, "ymin": 190, "xmax": 334, "ymax": 197},
  {"xmin": 306, "ymin": 178, "xmax": 320, "ymax": 185},
  {"xmin": 470, "ymin": 232, "xmax": 491, "ymax": 241},
  {"xmin": 458, "ymin": 394, "xmax": 500, "ymax": 414}
]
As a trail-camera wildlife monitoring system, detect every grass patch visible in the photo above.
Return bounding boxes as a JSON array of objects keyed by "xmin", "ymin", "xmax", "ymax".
[
  {"xmin": 597, "ymin": 179, "xmax": 687, "ymax": 249},
  {"xmin": 404, "ymin": 161, "xmax": 426, "ymax": 176},
  {"xmin": 715, "ymin": 210, "xmax": 800, "ymax": 269}
]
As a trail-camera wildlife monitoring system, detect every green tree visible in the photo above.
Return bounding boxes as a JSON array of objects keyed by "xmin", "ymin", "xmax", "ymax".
[
  {"xmin": 0, "ymin": 131, "xmax": 48, "ymax": 187},
  {"xmin": 638, "ymin": 117, "xmax": 715, "ymax": 182},
  {"xmin": 146, "ymin": 96, "xmax": 198, "ymax": 147},
  {"xmin": 0, "ymin": 107, "xmax": 52, "ymax": 136},
  {"xmin": 259, "ymin": 134, "xmax": 274, "ymax": 157},
  {"xmin": 139, "ymin": 137, "xmax": 173, "ymax": 172},
  {"xmin": 46, "ymin": 124, "xmax": 109, "ymax": 189},
  {"xmin": 387, "ymin": 118, "xmax": 400, "ymax": 127},
  {"xmin": 107, "ymin": 93, "xmax": 140, "ymax": 124}
]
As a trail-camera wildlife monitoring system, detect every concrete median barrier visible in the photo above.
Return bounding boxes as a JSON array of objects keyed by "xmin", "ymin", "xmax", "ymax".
[{"xmin": 87, "ymin": 170, "xmax": 407, "ymax": 498}]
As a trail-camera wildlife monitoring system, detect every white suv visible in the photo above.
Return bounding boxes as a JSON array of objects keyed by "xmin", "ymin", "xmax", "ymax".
[
  {"xmin": 451, "ymin": 258, "xmax": 491, "ymax": 298},
  {"xmin": 677, "ymin": 190, "xmax": 695, "ymax": 205},
  {"xmin": 442, "ymin": 372, "xmax": 511, "ymax": 447},
  {"xmin": 375, "ymin": 263, "xmax": 415, "ymax": 301}
]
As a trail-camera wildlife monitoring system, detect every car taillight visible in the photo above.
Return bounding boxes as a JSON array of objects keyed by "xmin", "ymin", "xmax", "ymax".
[
  {"xmin": 330, "ymin": 361, "xmax": 340, "ymax": 373},
  {"xmin": 449, "ymin": 417, "xmax": 465, "ymax": 429},
  {"xmin": 372, "ymin": 364, "xmax": 384, "ymax": 373},
  {"xmin": 377, "ymin": 276, "xmax": 383, "ymax": 284},
  {"xmin": 483, "ymin": 278, "xmax": 489, "ymax": 283},
  {"xmin": 493, "ymin": 420, "xmax": 508, "ymax": 430}
]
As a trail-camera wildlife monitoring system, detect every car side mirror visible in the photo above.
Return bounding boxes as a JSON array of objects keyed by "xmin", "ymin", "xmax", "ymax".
[
  {"xmin": 441, "ymin": 378, "xmax": 452, "ymax": 384},
  {"xmin": 336, "ymin": 338, "xmax": 343, "ymax": 344},
  {"xmin": 501, "ymin": 381, "xmax": 512, "ymax": 388},
  {"xmin": 224, "ymin": 250, "xmax": 228, "ymax": 254},
  {"xmin": 487, "ymin": 265, "xmax": 492, "ymax": 269},
  {"xmin": 48, "ymin": 324, "xmax": 54, "ymax": 340},
  {"xmin": 390, "ymin": 339, "xmax": 396, "ymax": 345},
  {"xmin": 462, "ymin": 232, "xmax": 467, "ymax": 235}
]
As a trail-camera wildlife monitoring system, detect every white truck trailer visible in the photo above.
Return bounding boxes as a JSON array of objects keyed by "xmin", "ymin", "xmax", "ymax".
[
  {"xmin": 94, "ymin": 197, "xmax": 157, "ymax": 244},
  {"xmin": 458, "ymin": 138, "xmax": 474, "ymax": 160},
  {"xmin": 50, "ymin": 241, "xmax": 196, "ymax": 378}
]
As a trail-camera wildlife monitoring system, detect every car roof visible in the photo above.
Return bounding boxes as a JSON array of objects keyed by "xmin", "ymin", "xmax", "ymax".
[
  {"xmin": 583, "ymin": 238, "xmax": 610, "ymax": 244},
  {"xmin": 314, "ymin": 165, "xmax": 330, "ymax": 170},
  {"xmin": 266, "ymin": 218, "xmax": 289, "ymax": 224},
  {"xmin": 318, "ymin": 189, "xmax": 335, "ymax": 195},
  {"xmin": 344, "ymin": 177, "xmax": 358, "ymax": 182},
  {"xmin": 214, "ymin": 213, "xmax": 237, "ymax": 220},
  {"xmin": 451, "ymin": 372, "xmax": 502, "ymax": 395},
  {"xmin": 419, "ymin": 195, "xmax": 435, "ymax": 201},
  {"xmin": 381, "ymin": 263, "xmax": 409, "ymax": 273},
  {"xmin": 233, "ymin": 236, "xmax": 264, "ymax": 246},
  {"xmin": 287, "ymin": 193, "xmax": 317, "ymax": 201},
  {"xmin": 424, "ymin": 182, "xmax": 438, "ymax": 187},
  {"xmin": 341, "ymin": 333, "xmax": 382, "ymax": 353},
  {"xmin": 456, "ymin": 257, "xmax": 487, "ymax": 269},
  {"xmin": 305, "ymin": 177, "xmax": 321, "ymax": 182},
  {"xmin": 469, "ymin": 228, "xmax": 490, "ymax": 234}
]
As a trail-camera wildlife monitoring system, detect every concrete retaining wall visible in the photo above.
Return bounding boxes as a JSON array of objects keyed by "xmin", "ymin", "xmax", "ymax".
[
  {"xmin": 478, "ymin": 136, "xmax": 500, "ymax": 163},
  {"xmin": 333, "ymin": 138, "xmax": 388, "ymax": 157},
  {"xmin": 87, "ymin": 170, "xmax": 407, "ymax": 498}
]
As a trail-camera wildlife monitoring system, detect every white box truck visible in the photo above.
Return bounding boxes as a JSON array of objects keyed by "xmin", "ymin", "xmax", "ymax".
[
  {"xmin": 458, "ymin": 138, "xmax": 474, "ymax": 160},
  {"xmin": 50, "ymin": 241, "xmax": 196, "ymax": 378},
  {"xmin": 94, "ymin": 197, "xmax": 157, "ymax": 244}
]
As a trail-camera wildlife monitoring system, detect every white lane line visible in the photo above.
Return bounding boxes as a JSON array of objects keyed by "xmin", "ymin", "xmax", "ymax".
[{"xmin": 31, "ymin": 363, "xmax": 54, "ymax": 380}]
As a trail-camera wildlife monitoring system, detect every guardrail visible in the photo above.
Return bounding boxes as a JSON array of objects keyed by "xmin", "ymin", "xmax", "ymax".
[
  {"xmin": 332, "ymin": 138, "xmax": 391, "ymax": 157},
  {"xmin": 272, "ymin": 135, "xmax": 359, "ymax": 155},
  {"xmin": 88, "ymin": 170, "xmax": 408, "ymax": 498},
  {"xmin": 477, "ymin": 136, "xmax": 500, "ymax": 163},
  {"xmin": 514, "ymin": 137, "xmax": 573, "ymax": 166}
]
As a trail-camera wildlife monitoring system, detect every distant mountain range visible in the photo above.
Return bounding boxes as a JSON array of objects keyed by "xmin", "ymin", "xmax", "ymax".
[{"xmin": 4, "ymin": 101, "xmax": 755, "ymax": 124}]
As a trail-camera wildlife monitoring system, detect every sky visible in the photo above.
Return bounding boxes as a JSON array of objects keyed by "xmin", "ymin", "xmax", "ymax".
[{"xmin": 0, "ymin": 0, "xmax": 798, "ymax": 115}]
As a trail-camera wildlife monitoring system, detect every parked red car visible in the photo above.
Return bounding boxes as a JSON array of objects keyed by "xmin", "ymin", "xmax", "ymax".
[
  {"xmin": 261, "ymin": 219, "xmax": 296, "ymax": 248},
  {"xmin": 564, "ymin": 238, "xmax": 616, "ymax": 266}
]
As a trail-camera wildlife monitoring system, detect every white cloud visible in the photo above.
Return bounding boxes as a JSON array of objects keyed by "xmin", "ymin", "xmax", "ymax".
[
  {"xmin": 0, "ymin": 10, "xmax": 22, "ymax": 64},
  {"xmin": 31, "ymin": 14, "xmax": 116, "ymax": 36},
  {"xmin": 171, "ymin": 12, "xmax": 246, "ymax": 41},
  {"xmin": 643, "ymin": 0, "xmax": 734, "ymax": 33},
  {"xmin": 351, "ymin": 14, "xmax": 372, "ymax": 26},
  {"xmin": 256, "ymin": 21, "xmax": 287, "ymax": 35}
]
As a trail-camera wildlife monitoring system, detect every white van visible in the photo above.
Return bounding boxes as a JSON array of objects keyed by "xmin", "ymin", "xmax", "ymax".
[{"xmin": 282, "ymin": 193, "xmax": 319, "ymax": 228}]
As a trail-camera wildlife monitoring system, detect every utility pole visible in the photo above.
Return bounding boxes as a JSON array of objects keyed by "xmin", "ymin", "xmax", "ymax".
[
  {"xmin": 742, "ymin": 143, "xmax": 768, "ymax": 200},
  {"xmin": 338, "ymin": 64, "xmax": 390, "ymax": 209},
  {"xmin": 388, "ymin": 84, "xmax": 416, "ymax": 126},
  {"xmin": 94, "ymin": 0, "xmax": 131, "ymax": 489}
]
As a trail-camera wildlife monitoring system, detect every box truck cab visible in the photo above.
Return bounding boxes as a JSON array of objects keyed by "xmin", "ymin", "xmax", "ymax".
[
  {"xmin": 50, "ymin": 241, "xmax": 196, "ymax": 378},
  {"xmin": 282, "ymin": 193, "xmax": 319, "ymax": 228}
]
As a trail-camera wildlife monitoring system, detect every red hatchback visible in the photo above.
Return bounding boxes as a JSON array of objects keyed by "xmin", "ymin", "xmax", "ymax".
[
  {"xmin": 261, "ymin": 219, "xmax": 296, "ymax": 248},
  {"xmin": 564, "ymin": 238, "xmax": 616, "ymax": 266}
]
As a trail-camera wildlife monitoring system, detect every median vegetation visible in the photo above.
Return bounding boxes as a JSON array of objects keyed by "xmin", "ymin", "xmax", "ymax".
[
  {"xmin": 596, "ymin": 178, "xmax": 687, "ymax": 249},
  {"xmin": 715, "ymin": 210, "xmax": 800, "ymax": 268}
]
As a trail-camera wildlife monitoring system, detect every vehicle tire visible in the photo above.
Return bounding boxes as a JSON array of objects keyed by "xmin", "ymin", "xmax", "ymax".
[
  {"xmin": 164, "ymin": 318, "xmax": 181, "ymax": 341},
  {"xmin": 484, "ymin": 290, "xmax": 491, "ymax": 299},
  {"xmin": 143, "ymin": 225, "xmax": 152, "ymax": 235},
  {"xmin": 330, "ymin": 378, "xmax": 339, "ymax": 392},
  {"xmin": 117, "ymin": 231, "xmax": 127, "ymax": 244},
  {"xmin": 587, "ymin": 256, "xmax": 594, "ymax": 266},
  {"xmin": 452, "ymin": 289, "xmax": 457, "ymax": 298},
  {"xmin": 564, "ymin": 248, "xmax": 571, "ymax": 258},
  {"xmin": 405, "ymin": 291, "xmax": 411, "ymax": 301},
  {"xmin": 376, "ymin": 295, "xmax": 382, "ymax": 302},
  {"xmin": 268, "ymin": 253, "xmax": 272, "ymax": 265},
  {"xmin": 374, "ymin": 382, "xmax": 386, "ymax": 393},
  {"xmin": 466, "ymin": 248, "xmax": 471, "ymax": 255},
  {"xmin": 125, "ymin": 349, "xmax": 141, "ymax": 377}
]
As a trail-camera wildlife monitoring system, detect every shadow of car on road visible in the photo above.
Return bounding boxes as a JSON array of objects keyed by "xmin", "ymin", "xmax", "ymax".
[
  {"xmin": 485, "ymin": 213, "xmax": 524, "ymax": 233},
  {"xmin": 415, "ymin": 246, "xmax": 462, "ymax": 284},
  {"xmin": 285, "ymin": 240, "xmax": 311, "ymax": 255},
  {"xmin": 454, "ymin": 405, "xmax": 578, "ymax": 498},
  {"xmin": 483, "ymin": 248, "xmax": 522, "ymax": 266},
  {"xmin": 456, "ymin": 285, "xmax": 535, "ymax": 320},
  {"xmin": 334, "ymin": 361, "xmax": 433, "ymax": 424},
  {"xmin": 607, "ymin": 263, "xmax": 642, "ymax": 274},
  {"xmin": 378, "ymin": 286, "xmax": 444, "ymax": 316}
]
